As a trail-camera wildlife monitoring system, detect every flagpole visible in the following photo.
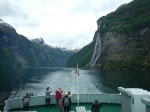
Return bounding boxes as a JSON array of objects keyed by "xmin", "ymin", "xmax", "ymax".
[{"xmin": 77, "ymin": 63, "xmax": 79, "ymax": 105}]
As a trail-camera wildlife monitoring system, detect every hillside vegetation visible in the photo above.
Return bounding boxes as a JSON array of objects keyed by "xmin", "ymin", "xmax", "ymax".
[
  {"xmin": 0, "ymin": 21, "xmax": 75, "ymax": 67},
  {"xmin": 67, "ymin": 0, "xmax": 150, "ymax": 70}
]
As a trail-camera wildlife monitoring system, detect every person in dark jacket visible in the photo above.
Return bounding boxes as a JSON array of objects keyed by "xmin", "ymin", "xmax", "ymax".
[
  {"xmin": 62, "ymin": 95, "xmax": 71, "ymax": 112},
  {"xmin": 91, "ymin": 99, "xmax": 102, "ymax": 112},
  {"xmin": 0, "ymin": 97, "xmax": 5, "ymax": 112}
]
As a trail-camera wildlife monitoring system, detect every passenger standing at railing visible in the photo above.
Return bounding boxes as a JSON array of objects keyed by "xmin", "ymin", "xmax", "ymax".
[
  {"xmin": 22, "ymin": 93, "xmax": 31, "ymax": 111},
  {"xmin": 62, "ymin": 95, "xmax": 71, "ymax": 112},
  {"xmin": 55, "ymin": 88, "xmax": 63, "ymax": 108},
  {"xmin": 0, "ymin": 97, "xmax": 5, "ymax": 112},
  {"xmin": 91, "ymin": 99, "xmax": 102, "ymax": 112},
  {"xmin": 67, "ymin": 91, "xmax": 72, "ymax": 111},
  {"xmin": 45, "ymin": 87, "xmax": 52, "ymax": 108}
]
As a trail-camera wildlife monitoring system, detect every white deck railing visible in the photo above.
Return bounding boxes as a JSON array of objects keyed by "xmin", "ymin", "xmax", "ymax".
[{"xmin": 4, "ymin": 93, "xmax": 121, "ymax": 112}]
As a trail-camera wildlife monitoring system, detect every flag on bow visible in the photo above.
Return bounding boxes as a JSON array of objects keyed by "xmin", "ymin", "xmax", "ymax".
[
  {"xmin": 75, "ymin": 68, "xmax": 79, "ymax": 75},
  {"xmin": 76, "ymin": 63, "xmax": 79, "ymax": 105}
]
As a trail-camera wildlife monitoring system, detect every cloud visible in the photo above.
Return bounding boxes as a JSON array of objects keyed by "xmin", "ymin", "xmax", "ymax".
[
  {"xmin": 0, "ymin": 0, "xmax": 133, "ymax": 49},
  {"xmin": 0, "ymin": 0, "xmax": 28, "ymax": 18}
]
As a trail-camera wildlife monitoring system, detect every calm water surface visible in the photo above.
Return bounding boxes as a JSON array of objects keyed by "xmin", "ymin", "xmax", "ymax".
[{"xmin": 0, "ymin": 67, "xmax": 150, "ymax": 99}]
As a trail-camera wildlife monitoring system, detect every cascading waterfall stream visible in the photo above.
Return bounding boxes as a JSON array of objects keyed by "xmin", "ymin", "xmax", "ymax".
[{"xmin": 88, "ymin": 29, "xmax": 102, "ymax": 67}]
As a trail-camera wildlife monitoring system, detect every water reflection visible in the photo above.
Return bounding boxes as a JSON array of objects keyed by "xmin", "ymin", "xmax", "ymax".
[
  {"xmin": 0, "ymin": 67, "xmax": 63, "ymax": 99},
  {"xmin": 0, "ymin": 68, "xmax": 150, "ymax": 99},
  {"xmin": 93, "ymin": 70, "xmax": 150, "ymax": 93}
]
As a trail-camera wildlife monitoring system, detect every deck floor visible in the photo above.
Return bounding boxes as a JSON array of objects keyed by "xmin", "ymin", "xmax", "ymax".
[{"xmin": 10, "ymin": 103, "xmax": 121, "ymax": 112}]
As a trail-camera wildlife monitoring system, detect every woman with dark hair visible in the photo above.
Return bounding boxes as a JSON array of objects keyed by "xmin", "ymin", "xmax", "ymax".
[{"xmin": 62, "ymin": 95, "xmax": 71, "ymax": 112}]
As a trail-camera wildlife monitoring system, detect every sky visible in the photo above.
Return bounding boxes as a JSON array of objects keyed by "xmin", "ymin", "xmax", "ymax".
[{"xmin": 0, "ymin": 0, "xmax": 133, "ymax": 49}]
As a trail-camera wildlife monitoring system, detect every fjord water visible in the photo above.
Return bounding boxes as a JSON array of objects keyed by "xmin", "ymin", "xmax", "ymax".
[{"xmin": 0, "ymin": 67, "xmax": 150, "ymax": 99}]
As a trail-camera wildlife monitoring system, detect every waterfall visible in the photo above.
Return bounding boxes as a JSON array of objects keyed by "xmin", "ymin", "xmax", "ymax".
[{"xmin": 88, "ymin": 30, "xmax": 102, "ymax": 66}]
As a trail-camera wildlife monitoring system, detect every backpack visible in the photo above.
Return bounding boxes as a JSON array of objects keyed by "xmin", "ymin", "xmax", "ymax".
[{"xmin": 64, "ymin": 97, "xmax": 69, "ymax": 106}]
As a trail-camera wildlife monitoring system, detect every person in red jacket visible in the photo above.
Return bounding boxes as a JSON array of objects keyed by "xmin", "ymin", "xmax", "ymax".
[
  {"xmin": 55, "ymin": 88, "xmax": 63, "ymax": 108},
  {"xmin": 59, "ymin": 99, "xmax": 63, "ymax": 112}
]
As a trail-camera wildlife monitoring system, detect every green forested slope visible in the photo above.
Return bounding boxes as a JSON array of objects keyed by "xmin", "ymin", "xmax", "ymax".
[
  {"xmin": 100, "ymin": 0, "xmax": 150, "ymax": 34},
  {"xmin": 67, "ymin": 0, "xmax": 150, "ymax": 69},
  {"xmin": 66, "ymin": 41, "xmax": 95, "ymax": 68}
]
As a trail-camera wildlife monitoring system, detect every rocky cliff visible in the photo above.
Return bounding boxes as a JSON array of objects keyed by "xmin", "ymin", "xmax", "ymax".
[{"xmin": 67, "ymin": 0, "xmax": 150, "ymax": 70}]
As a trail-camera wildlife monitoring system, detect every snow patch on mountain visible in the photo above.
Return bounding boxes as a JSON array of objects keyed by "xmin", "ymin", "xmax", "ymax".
[
  {"xmin": 31, "ymin": 38, "xmax": 79, "ymax": 52},
  {"xmin": 0, "ymin": 19, "xmax": 13, "ymax": 29},
  {"xmin": 31, "ymin": 38, "xmax": 47, "ymax": 46}
]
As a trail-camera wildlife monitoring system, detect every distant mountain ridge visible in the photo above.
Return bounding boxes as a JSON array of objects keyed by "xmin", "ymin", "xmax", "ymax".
[
  {"xmin": 0, "ymin": 20, "xmax": 76, "ymax": 67},
  {"xmin": 67, "ymin": 0, "xmax": 150, "ymax": 70},
  {"xmin": 31, "ymin": 38, "xmax": 79, "ymax": 52}
]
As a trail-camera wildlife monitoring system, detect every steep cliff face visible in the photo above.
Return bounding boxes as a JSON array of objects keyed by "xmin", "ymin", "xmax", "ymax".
[
  {"xmin": 88, "ymin": 1, "xmax": 150, "ymax": 69},
  {"xmin": 67, "ymin": 0, "xmax": 150, "ymax": 69},
  {"xmin": 91, "ymin": 28, "xmax": 150, "ymax": 69}
]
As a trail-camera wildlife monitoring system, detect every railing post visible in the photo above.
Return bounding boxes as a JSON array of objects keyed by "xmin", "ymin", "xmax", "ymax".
[
  {"xmin": 20, "ymin": 97, "xmax": 23, "ymax": 108},
  {"xmin": 109, "ymin": 94, "xmax": 110, "ymax": 104}
]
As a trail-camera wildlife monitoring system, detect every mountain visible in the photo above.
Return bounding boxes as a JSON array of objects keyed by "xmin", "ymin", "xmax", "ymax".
[
  {"xmin": 0, "ymin": 20, "xmax": 76, "ymax": 67},
  {"xmin": 67, "ymin": 0, "xmax": 150, "ymax": 70},
  {"xmin": 31, "ymin": 38, "xmax": 77, "ymax": 67}
]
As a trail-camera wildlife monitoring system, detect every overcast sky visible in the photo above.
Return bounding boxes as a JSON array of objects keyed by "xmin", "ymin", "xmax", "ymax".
[{"xmin": 0, "ymin": 0, "xmax": 133, "ymax": 49}]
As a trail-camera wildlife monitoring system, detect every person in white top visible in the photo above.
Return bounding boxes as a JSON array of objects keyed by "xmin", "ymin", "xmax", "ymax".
[{"xmin": 45, "ymin": 87, "xmax": 52, "ymax": 108}]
